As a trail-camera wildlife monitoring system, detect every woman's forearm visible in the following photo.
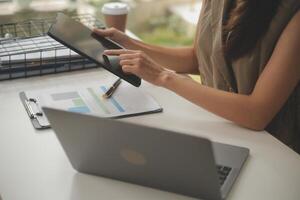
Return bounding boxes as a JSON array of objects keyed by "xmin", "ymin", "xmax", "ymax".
[
  {"xmin": 158, "ymin": 11, "xmax": 300, "ymax": 131},
  {"xmin": 124, "ymin": 38, "xmax": 199, "ymax": 74},
  {"xmin": 160, "ymin": 72, "xmax": 269, "ymax": 131}
]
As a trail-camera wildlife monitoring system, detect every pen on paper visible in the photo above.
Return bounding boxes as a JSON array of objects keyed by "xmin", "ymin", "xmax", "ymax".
[{"xmin": 103, "ymin": 78, "xmax": 122, "ymax": 99}]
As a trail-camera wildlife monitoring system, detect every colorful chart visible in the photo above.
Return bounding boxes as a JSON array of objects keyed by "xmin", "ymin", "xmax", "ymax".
[
  {"xmin": 49, "ymin": 86, "xmax": 126, "ymax": 115},
  {"xmin": 51, "ymin": 91, "xmax": 91, "ymax": 114},
  {"xmin": 87, "ymin": 86, "xmax": 125, "ymax": 114},
  {"xmin": 26, "ymin": 81, "xmax": 161, "ymax": 122}
]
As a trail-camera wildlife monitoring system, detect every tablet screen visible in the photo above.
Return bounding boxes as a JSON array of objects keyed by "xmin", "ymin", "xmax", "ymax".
[{"xmin": 48, "ymin": 13, "xmax": 141, "ymax": 87}]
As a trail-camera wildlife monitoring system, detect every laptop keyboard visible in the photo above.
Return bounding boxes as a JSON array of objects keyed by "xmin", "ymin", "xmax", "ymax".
[{"xmin": 217, "ymin": 165, "xmax": 232, "ymax": 186}]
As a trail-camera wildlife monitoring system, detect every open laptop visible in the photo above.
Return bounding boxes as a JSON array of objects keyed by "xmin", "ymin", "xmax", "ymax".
[{"xmin": 43, "ymin": 107, "xmax": 249, "ymax": 200}]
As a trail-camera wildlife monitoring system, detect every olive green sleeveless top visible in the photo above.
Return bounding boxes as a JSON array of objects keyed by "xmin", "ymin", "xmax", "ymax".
[{"xmin": 195, "ymin": 0, "xmax": 300, "ymax": 153}]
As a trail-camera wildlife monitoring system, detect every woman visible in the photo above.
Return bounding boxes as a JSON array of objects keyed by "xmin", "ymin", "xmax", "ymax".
[{"xmin": 94, "ymin": 0, "xmax": 300, "ymax": 153}]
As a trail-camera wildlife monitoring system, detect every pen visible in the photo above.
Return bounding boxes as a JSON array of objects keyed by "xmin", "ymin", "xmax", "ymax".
[{"xmin": 103, "ymin": 78, "xmax": 122, "ymax": 99}]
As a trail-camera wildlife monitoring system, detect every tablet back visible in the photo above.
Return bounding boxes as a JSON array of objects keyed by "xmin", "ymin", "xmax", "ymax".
[{"xmin": 48, "ymin": 13, "xmax": 141, "ymax": 87}]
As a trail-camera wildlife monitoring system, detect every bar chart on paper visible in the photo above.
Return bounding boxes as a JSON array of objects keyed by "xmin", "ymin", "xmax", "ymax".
[
  {"xmin": 50, "ymin": 91, "xmax": 90, "ymax": 113},
  {"xmin": 46, "ymin": 86, "xmax": 126, "ymax": 116},
  {"xmin": 86, "ymin": 86, "xmax": 125, "ymax": 114},
  {"xmin": 25, "ymin": 81, "xmax": 162, "ymax": 119}
]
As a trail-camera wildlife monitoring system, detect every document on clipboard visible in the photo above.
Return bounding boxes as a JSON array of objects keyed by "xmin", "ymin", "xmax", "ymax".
[{"xmin": 20, "ymin": 80, "xmax": 163, "ymax": 129}]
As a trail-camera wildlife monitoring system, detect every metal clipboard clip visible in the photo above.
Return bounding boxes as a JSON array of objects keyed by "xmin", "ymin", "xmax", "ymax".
[
  {"xmin": 19, "ymin": 92, "xmax": 50, "ymax": 129},
  {"xmin": 24, "ymin": 98, "xmax": 43, "ymax": 119}
]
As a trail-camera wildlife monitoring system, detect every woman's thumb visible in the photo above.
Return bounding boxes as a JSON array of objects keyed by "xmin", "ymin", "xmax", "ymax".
[{"xmin": 93, "ymin": 28, "xmax": 114, "ymax": 38}]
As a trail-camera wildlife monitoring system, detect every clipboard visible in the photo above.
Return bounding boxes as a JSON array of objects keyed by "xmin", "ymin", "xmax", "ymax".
[
  {"xmin": 20, "ymin": 92, "xmax": 50, "ymax": 129},
  {"xmin": 19, "ymin": 81, "xmax": 163, "ymax": 130}
]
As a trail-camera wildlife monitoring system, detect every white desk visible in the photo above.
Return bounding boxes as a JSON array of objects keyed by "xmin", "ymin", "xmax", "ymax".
[{"xmin": 0, "ymin": 69, "xmax": 300, "ymax": 200}]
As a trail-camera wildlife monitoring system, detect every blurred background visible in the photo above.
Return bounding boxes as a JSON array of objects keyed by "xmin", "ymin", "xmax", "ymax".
[{"xmin": 0, "ymin": 0, "xmax": 202, "ymax": 47}]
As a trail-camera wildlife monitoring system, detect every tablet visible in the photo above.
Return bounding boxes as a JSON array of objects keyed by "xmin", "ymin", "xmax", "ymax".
[{"xmin": 48, "ymin": 13, "xmax": 141, "ymax": 87}]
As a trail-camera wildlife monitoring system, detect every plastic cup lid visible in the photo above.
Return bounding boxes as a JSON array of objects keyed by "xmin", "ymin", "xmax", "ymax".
[{"xmin": 101, "ymin": 2, "xmax": 129, "ymax": 15}]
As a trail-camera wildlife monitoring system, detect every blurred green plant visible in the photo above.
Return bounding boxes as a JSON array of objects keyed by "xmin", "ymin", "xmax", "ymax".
[
  {"xmin": 86, "ymin": 0, "xmax": 122, "ymax": 7},
  {"xmin": 84, "ymin": 0, "xmax": 195, "ymax": 47},
  {"xmin": 137, "ymin": 14, "xmax": 194, "ymax": 47},
  {"xmin": 139, "ymin": 27, "xmax": 194, "ymax": 46}
]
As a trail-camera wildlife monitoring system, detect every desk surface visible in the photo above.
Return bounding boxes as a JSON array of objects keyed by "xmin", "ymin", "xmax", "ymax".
[{"xmin": 0, "ymin": 69, "xmax": 300, "ymax": 200}]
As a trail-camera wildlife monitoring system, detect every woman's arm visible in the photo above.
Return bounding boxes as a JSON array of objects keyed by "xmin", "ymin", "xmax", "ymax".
[
  {"xmin": 93, "ymin": 28, "xmax": 199, "ymax": 74},
  {"xmin": 162, "ymin": 11, "xmax": 300, "ymax": 130},
  {"xmin": 124, "ymin": 39, "xmax": 199, "ymax": 74},
  {"xmin": 105, "ymin": 11, "xmax": 300, "ymax": 131}
]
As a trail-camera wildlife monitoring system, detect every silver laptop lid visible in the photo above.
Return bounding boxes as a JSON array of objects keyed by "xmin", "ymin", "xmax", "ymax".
[{"xmin": 43, "ymin": 107, "xmax": 223, "ymax": 200}]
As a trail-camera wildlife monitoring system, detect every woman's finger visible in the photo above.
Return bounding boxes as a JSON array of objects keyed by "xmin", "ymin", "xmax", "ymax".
[
  {"xmin": 119, "ymin": 53, "xmax": 142, "ymax": 60},
  {"xmin": 104, "ymin": 49, "xmax": 139, "ymax": 56},
  {"xmin": 122, "ymin": 65, "xmax": 138, "ymax": 74},
  {"xmin": 120, "ymin": 58, "xmax": 140, "ymax": 66},
  {"xmin": 93, "ymin": 28, "xmax": 114, "ymax": 37}
]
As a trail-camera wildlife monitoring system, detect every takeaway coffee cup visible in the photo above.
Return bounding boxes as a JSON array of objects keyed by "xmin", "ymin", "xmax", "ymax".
[{"xmin": 101, "ymin": 2, "xmax": 129, "ymax": 32}]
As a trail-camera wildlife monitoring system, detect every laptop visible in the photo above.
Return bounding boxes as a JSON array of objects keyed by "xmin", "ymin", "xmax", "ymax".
[{"xmin": 43, "ymin": 107, "xmax": 249, "ymax": 200}]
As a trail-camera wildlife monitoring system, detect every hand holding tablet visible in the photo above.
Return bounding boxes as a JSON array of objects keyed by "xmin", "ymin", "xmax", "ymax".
[{"xmin": 48, "ymin": 13, "xmax": 141, "ymax": 87}]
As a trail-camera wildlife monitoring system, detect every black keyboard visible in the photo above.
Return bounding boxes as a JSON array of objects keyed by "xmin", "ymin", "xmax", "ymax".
[{"xmin": 217, "ymin": 165, "xmax": 232, "ymax": 186}]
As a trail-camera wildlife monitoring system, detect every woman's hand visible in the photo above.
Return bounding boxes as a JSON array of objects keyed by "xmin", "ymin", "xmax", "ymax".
[
  {"xmin": 104, "ymin": 49, "xmax": 174, "ymax": 86},
  {"xmin": 93, "ymin": 28, "xmax": 131, "ymax": 47}
]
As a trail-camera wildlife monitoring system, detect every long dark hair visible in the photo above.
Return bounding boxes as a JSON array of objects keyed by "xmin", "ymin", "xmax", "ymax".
[{"xmin": 223, "ymin": 0, "xmax": 281, "ymax": 61}]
